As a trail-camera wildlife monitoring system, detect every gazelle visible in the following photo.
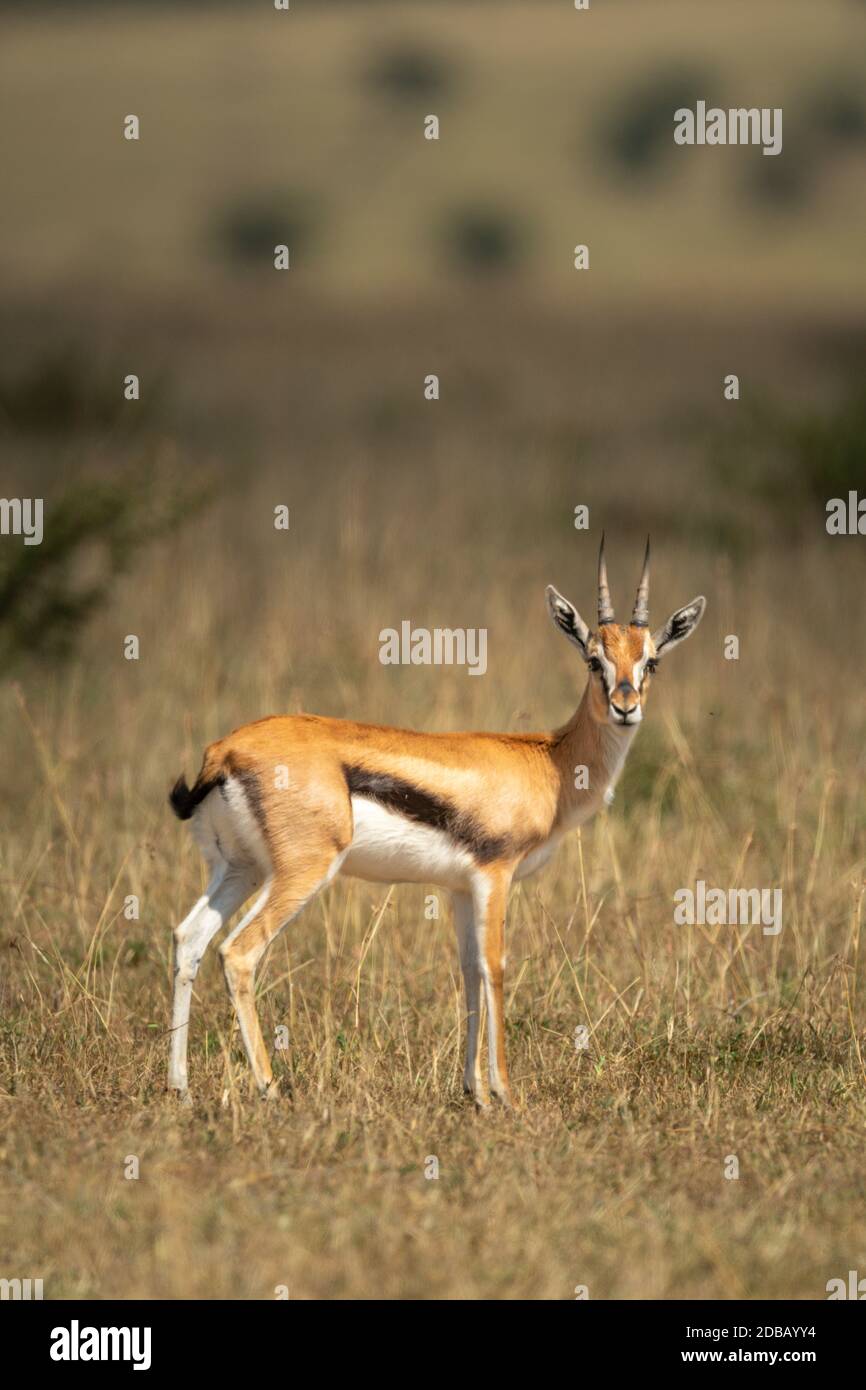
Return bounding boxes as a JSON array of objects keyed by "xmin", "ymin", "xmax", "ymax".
[{"xmin": 167, "ymin": 538, "xmax": 705, "ymax": 1106}]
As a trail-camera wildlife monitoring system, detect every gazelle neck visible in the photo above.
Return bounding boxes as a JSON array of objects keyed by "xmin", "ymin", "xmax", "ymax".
[{"xmin": 551, "ymin": 685, "xmax": 639, "ymax": 828}]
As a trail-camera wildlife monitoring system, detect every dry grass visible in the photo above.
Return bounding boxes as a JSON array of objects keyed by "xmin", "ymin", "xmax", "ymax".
[{"xmin": 2, "ymin": 283, "xmax": 866, "ymax": 1300}]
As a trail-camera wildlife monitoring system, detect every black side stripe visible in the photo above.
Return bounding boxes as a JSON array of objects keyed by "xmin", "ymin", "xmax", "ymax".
[{"xmin": 342, "ymin": 764, "xmax": 517, "ymax": 866}]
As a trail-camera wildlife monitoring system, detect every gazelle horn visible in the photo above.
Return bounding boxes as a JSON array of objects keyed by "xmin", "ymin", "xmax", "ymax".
[
  {"xmin": 631, "ymin": 537, "xmax": 651, "ymax": 627},
  {"xmin": 597, "ymin": 532, "xmax": 615, "ymax": 626}
]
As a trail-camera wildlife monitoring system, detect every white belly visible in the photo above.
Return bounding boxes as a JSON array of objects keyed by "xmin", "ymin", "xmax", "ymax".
[{"xmin": 340, "ymin": 797, "xmax": 475, "ymax": 892}]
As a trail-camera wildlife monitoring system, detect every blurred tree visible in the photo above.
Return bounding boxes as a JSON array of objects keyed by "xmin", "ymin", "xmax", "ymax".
[
  {"xmin": 210, "ymin": 190, "xmax": 321, "ymax": 269},
  {"xmin": 438, "ymin": 204, "xmax": 529, "ymax": 274},
  {"xmin": 363, "ymin": 42, "xmax": 455, "ymax": 104},
  {"xmin": 599, "ymin": 65, "xmax": 709, "ymax": 177}
]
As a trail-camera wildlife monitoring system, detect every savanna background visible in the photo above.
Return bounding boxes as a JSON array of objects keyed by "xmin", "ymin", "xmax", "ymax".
[{"xmin": 2, "ymin": 0, "xmax": 866, "ymax": 1300}]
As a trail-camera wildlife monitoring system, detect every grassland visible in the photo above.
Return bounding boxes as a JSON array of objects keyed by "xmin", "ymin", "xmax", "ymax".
[{"xmin": 1, "ymin": 1, "xmax": 866, "ymax": 1301}]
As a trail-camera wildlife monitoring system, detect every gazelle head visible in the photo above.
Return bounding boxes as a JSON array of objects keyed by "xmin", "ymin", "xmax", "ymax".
[{"xmin": 546, "ymin": 535, "xmax": 706, "ymax": 728}]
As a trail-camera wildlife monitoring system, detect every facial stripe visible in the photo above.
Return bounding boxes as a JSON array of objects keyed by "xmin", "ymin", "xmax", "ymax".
[{"xmin": 598, "ymin": 649, "xmax": 617, "ymax": 696}]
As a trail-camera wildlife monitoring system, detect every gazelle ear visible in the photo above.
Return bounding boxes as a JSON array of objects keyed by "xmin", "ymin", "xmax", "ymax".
[
  {"xmin": 652, "ymin": 596, "xmax": 706, "ymax": 658},
  {"xmin": 546, "ymin": 585, "xmax": 591, "ymax": 658}
]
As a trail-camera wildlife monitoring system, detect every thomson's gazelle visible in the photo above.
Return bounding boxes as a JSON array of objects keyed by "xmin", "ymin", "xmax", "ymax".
[{"xmin": 168, "ymin": 539, "xmax": 705, "ymax": 1106}]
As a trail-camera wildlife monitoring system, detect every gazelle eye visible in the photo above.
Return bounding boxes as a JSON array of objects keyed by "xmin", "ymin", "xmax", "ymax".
[
  {"xmin": 588, "ymin": 657, "xmax": 602, "ymax": 673},
  {"xmin": 645, "ymin": 659, "xmax": 658, "ymax": 676}
]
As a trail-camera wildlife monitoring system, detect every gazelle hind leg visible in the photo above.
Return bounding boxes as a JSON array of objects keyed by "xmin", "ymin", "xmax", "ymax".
[
  {"xmin": 168, "ymin": 864, "xmax": 257, "ymax": 1093},
  {"xmin": 452, "ymin": 891, "xmax": 484, "ymax": 1104},
  {"xmin": 472, "ymin": 870, "xmax": 515, "ymax": 1108},
  {"xmin": 219, "ymin": 848, "xmax": 347, "ymax": 1095}
]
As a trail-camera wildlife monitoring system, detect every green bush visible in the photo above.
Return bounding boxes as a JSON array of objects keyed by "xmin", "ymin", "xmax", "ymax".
[
  {"xmin": 0, "ymin": 466, "xmax": 212, "ymax": 670},
  {"xmin": 0, "ymin": 350, "xmax": 164, "ymax": 436}
]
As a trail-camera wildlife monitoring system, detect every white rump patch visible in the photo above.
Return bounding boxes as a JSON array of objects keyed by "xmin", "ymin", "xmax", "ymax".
[{"xmin": 190, "ymin": 776, "xmax": 271, "ymax": 877}]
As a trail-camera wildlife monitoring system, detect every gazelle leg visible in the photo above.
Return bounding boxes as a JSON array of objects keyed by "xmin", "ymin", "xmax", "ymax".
[
  {"xmin": 219, "ymin": 850, "xmax": 346, "ymax": 1095},
  {"xmin": 168, "ymin": 865, "xmax": 256, "ymax": 1093},
  {"xmin": 452, "ymin": 891, "xmax": 484, "ymax": 1103},
  {"xmin": 472, "ymin": 870, "xmax": 515, "ymax": 1108}
]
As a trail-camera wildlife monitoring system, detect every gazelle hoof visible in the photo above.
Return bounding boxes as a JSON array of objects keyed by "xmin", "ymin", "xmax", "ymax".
[{"xmin": 463, "ymin": 1085, "xmax": 489, "ymax": 1112}]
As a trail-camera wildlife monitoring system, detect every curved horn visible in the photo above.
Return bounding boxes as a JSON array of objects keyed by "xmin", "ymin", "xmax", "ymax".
[
  {"xmin": 631, "ymin": 536, "xmax": 651, "ymax": 627},
  {"xmin": 597, "ymin": 532, "xmax": 615, "ymax": 626}
]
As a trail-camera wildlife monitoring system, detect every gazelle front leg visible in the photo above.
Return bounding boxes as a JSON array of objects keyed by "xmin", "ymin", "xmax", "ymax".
[
  {"xmin": 452, "ymin": 891, "xmax": 484, "ymax": 1103},
  {"xmin": 472, "ymin": 868, "xmax": 516, "ymax": 1108}
]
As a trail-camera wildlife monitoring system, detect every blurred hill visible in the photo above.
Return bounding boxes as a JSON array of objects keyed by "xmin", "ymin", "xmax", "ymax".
[{"xmin": 1, "ymin": 0, "xmax": 864, "ymax": 312}]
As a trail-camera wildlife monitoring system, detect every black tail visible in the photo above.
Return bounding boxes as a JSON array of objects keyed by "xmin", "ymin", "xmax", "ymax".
[{"xmin": 169, "ymin": 772, "xmax": 225, "ymax": 821}]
